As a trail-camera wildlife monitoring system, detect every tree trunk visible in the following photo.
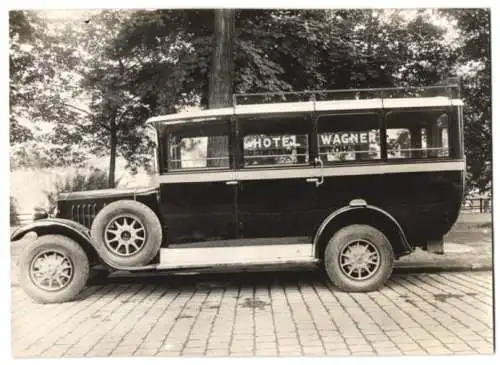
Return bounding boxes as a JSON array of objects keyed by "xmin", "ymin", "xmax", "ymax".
[
  {"xmin": 207, "ymin": 9, "xmax": 235, "ymax": 168},
  {"xmin": 109, "ymin": 129, "xmax": 117, "ymax": 188},
  {"xmin": 208, "ymin": 9, "xmax": 235, "ymax": 108}
]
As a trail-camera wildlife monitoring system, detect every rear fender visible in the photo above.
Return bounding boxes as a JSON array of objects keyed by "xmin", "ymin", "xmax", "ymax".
[{"xmin": 312, "ymin": 200, "xmax": 414, "ymax": 259}]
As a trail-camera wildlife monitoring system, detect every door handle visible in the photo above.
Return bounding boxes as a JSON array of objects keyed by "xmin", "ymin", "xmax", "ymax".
[
  {"xmin": 306, "ymin": 177, "xmax": 322, "ymax": 187},
  {"xmin": 225, "ymin": 180, "xmax": 238, "ymax": 185},
  {"xmin": 307, "ymin": 157, "xmax": 325, "ymax": 187}
]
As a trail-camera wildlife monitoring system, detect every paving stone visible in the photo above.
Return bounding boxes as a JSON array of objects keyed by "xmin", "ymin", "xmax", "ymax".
[
  {"xmin": 351, "ymin": 351, "xmax": 376, "ymax": 356},
  {"xmin": 396, "ymin": 342, "xmax": 422, "ymax": 351},
  {"xmin": 85, "ymin": 348, "xmax": 114, "ymax": 357},
  {"xmin": 378, "ymin": 348, "xmax": 403, "ymax": 356},
  {"xmin": 206, "ymin": 350, "xmax": 230, "ymax": 356},
  {"xmin": 440, "ymin": 336, "xmax": 465, "ymax": 344},
  {"xmin": 445, "ymin": 342, "xmax": 472, "ymax": 352},
  {"xmin": 10, "ymin": 271, "xmax": 492, "ymax": 358},
  {"xmin": 425, "ymin": 346, "xmax": 453, "ymax": 355},
  {"xmin": 345, "ymin": 338, "xmax": 369, "ymax": 346},
  {"xmin": 325, "ymin": 348, "xmax": 352, "ymax": 356},
  {"xmin": 40, "ymin": 345, "xmax": 71, "ymax": 358},
  {"xmin": 401, "ymin": 349, "xmax": 427, "ymax": 355},
  {"xmin": 371, "ymin": 341, "xmax": 398, "ymax": 348},
  {"xmin": 156, "ymin": 351, "xmax": 182, "ymax": 357},
  {"xmin": 255, "ymin": 350, "xmax": 278, "ymax": 356},
  {"xmin": 324, "ymin": 342, "xmax": 348, "ymax": 349}
]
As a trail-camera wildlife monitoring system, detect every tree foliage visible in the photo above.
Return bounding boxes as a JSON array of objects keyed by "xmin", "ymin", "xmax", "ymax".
[
  {"xmin": 9, "ymin": 10, "xmax": 91, "ymax": 167},
  {"xmin": 442, "ymin": 9, "xmax": 491, "ymax": 193},
  {"xmin": 9, "ymin": 11, "xmax": 156, "ymax": 184},
  {"xmin": 9, "ymin": 9, "xmax": 491, "ymax": 192},
  {"xmin": 114, "ymin": 9, "xmax": 456, "ymax": 109},
  {"xmin": 44, "ymin": 168, "xmax": 119, "ymax": 212},
  {"xmin": 70, "ymin": 11, "xmax": 155, "ymax": 186}
]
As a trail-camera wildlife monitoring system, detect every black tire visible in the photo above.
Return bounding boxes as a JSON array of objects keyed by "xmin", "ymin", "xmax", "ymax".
[
  {"xmin": 19, "ymin": 235, "xmax": 90, "ymax": 304},
  {"xmin": 90, "ymin": 200, "xmax": 162, "ymax": 268},
  {"xmin": 324, "ymin": 224, "xmax": 394, "ymax": 292}
]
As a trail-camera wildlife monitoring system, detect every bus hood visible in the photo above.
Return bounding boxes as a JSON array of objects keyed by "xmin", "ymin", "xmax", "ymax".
[{"xmin": 58, "ymin": 186, "xmax": 159, "ymax": 201}]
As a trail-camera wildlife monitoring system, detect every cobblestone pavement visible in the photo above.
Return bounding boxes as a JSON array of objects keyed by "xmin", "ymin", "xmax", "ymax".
[{"xmin": 11, "ymin": 270, "xmax": 493, "ymax": 358}]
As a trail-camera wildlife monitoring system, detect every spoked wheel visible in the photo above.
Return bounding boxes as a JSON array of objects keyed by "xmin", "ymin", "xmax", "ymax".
[
  {"xmin": 339, "ymin": 239, "xmax": 381, "ymax": 281},
  {"xmin": 19, "ymin": 235, "xmax": 89, "ymax": 303},
  {"xmin": 104, "ymin": 214, "xmax": 147, "ymax": 257},
  {"xmin": 30, "ymin": 250, "xmax": 74, "ymax": 291},
  {"xmin": 91, "ymin": 200, "xmax": 162, "ymax": 268},
  {"xmin": 324, "ymin": 224, "xmax": 394, "ymax": 292}
]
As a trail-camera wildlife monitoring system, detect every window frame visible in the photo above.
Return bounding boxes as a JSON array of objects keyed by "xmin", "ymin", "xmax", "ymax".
[
  {"xmin": 383, "ymin": 107, "xmax": 453, "ymax": 162},
  {"xmin": 162, "ymin": 118, "xmax": 233, "ymax": 173},
  {"xmin": 314, "ymin": 110, "xmax": 385, "ymax": 165},
  {"xmin": 237, "ymin": 112, "xmax": 315, "ymax": 169},
  {"xmin": 156, "ymin": 104, "xmax": 462, "ymax": 175}
]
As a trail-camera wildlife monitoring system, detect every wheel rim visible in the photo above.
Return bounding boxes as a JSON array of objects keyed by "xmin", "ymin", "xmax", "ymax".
[
  {"xmin": 339, "ymin": 239, "xmax": 381, "ymax": 281},
  {"xmin": 104, "ymin": 215, "xmax": 146, "ymax": 257},
  {"xmin": 30, "ymin": 250, "xmax": 74, "ymax": 291}
]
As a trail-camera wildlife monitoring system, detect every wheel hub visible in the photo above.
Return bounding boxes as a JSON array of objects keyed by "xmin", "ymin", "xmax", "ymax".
[
  {"xmin": 339, "ymin": 239, "xmax": 381, "ymax": 281},
  {"xmin": 121, "ymin": 231, "xmax": 132, "ymax": 241},
  {"xmin": 30, "ymin": 250, "xmax": 73, "ymax": 291}
]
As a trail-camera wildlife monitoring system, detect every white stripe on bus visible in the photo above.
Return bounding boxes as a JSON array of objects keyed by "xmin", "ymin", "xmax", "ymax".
[
  {"xmin": 155, "ymin": 160, "xmax": 465, "ymax": 184},
  {"xmin": 158, "ymin": 244, "xmax": 314, "ymax": 268}
]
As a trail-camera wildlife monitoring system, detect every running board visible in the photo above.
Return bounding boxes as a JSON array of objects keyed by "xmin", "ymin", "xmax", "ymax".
[
  {"xmin": 167, "ymin": 236, "xmax": 310, "ymax": 249},
  {"xmin": 157, "ymin": 243, "xmax": 314, "ymax": 269}
]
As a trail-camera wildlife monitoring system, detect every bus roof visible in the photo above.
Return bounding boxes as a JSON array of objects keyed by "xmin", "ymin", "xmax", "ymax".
[{"xmin": 146, "ymin": 96, "xmax": 463, "ymax": 126}]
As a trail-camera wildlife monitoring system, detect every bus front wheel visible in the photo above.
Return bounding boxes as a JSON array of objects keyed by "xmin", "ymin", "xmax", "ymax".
[
  {"xmin": 19, "ymin": 235, "xmax": 90, "ymax": 303},
  {"xmin": 324, "ymin": 224, "xmax": 394, "ymax": 292}
]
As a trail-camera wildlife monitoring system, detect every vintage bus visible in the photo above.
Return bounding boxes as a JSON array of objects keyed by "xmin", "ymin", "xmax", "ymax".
[{"xmin": 11, "ymin": 82, "xmax": 465, "ymax": 303}]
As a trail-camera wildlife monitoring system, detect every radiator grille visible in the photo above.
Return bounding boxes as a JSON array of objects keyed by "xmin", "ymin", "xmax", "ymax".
[{"xmin": 71, "ymin": 203, "xmax": 99, "ymax": 228}]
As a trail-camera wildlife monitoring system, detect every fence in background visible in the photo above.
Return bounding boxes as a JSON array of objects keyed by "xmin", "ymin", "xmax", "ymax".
[
  {"xmin": 461, "ymin": 198, "xmax": 492, "ymax": 213},
  {"xmin": 15, "ymin": 213, "xmax": 35, "ymax": 226}
]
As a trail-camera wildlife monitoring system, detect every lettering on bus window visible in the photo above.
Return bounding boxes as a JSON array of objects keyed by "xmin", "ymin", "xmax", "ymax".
[
  {"xmin": 241, "ymin": 116, "xmax": 310, "ymax": 167},
  {"xmin": 386, "ymin": 111, "xmax": 449, "ymax": 159},
  {"xmin": 243, "ymin": 134, "xmax": 309, "ymax": 166},
  {"xmin": 317, "ymin": 114, "xmax": 381, "ymax": 162},
  {"xmin": 166, "ymin": 120, "xmax": 230, "ymax": 170}
]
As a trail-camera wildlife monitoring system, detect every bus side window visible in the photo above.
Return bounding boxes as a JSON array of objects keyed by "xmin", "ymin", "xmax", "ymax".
[
  {"xmin": 240, "ymin": 115, "xmax": 310, "ymax": 167},
  {"xmin": 166, "ymin": 119, "xmax": 231, "ymax": 170},
  {"xmin": 386, "ymin": 110, "xmax": 449, "ymax": 159},
  {"xmin": 317, "ymin": 113, "xmax": 381, "ymax": 163}
]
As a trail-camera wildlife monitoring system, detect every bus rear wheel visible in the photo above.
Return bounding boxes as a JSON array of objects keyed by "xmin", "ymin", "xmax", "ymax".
[{"xmin": 324, "ymin": 224, "xmax": 394, "ymax": 292}]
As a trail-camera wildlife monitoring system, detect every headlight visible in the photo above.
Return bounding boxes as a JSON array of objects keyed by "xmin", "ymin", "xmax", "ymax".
[{"xmin": 33, "ymin": 207, "xmax": 48, "ymax": 220}]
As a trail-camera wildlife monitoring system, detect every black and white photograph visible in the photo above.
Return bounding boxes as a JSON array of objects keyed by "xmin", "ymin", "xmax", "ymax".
[{"xmin": 5, "ymin": 1, "xmax": 495, "ymax": 361}]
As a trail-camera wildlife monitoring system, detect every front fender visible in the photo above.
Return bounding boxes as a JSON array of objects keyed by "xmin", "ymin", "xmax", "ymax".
[
  {"xmin": 10, "ymin": 218, "xmax": 104, "ymax": 266},
  {"xmin": 10, "ymin": 219, "xmax": 156, "ymax": 270},
  {"xmin": 11, "ymin": 218, "xmax": 92, "ymax": 242}
]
